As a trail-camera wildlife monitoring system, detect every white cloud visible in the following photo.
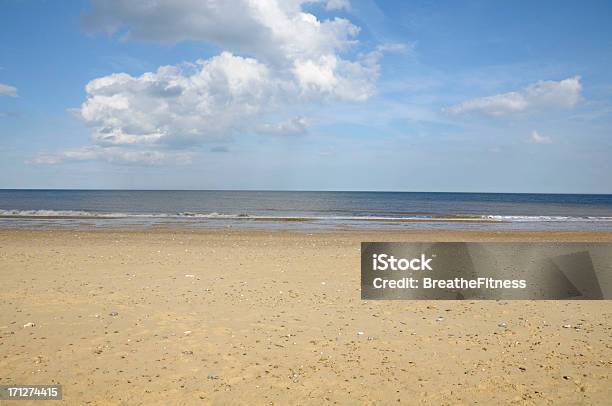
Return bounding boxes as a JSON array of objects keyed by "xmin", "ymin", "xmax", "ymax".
[
  {"xmin": 447, "ymin": 76, "xmax": 582, "ymax": 116},
  {"xmin": 0, "ymin": 83, "xmax": 18, "ymax": 97},
  {"xmin": 325, "ymin": 0, "xmax": 351, "ymax": 11},
  {"xmin": 78, "ymin": 51, "xmax": 377, "ymax": 147},
  {"xmin": 48, "ymin": 0, "xmax": 383, "ymax": 164},
  {"xmin": 30, "ymin": 146, "xmax": 192, "ymax": 166},
  {"xmin": 529, "ymin": 130, "xmax": 553, "ymax": 144},
  {"xmin": 83, "ymin": 0, "xmax": 359, "ymax": 66},
  {"xmin": 376, "ymin": 42, "xmax": 413, "ymax": 54},
  {"xmin": 80, "ymin": 52, "xmax": 279, "ymax": 147},
  {"xmin": 257, "ymin": 116, "xmax": 308, "ymax": 136},
  {"xmin": 31, "ymin": 0, "xmax": 403, "ymax": 165}
]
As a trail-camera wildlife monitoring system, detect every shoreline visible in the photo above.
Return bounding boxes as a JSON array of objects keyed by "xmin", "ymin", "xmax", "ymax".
[
  {"xmin": 3, "ymin": 227, "xmax": 612, "ymax": 240},
  {"xmin": 4, "ymin": 222, "xmax": 612, "ymax": 233}
]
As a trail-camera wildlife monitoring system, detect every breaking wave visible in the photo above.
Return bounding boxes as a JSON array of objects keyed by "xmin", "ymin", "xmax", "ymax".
[{"xmin": 2, "ymin": 209, "xmax": 612, "ymax": 223}]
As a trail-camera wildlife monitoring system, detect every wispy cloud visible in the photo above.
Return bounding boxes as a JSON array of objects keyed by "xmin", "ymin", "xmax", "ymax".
[
  {"xmin": 257, "ymin": 116, "xmax": 308, "ymax": 136},
  {"xmin": 529, "ymin": 130, "xmax": 553, "ymax": 144},
  {"xmin": 447, "ymin": 76, "xmax": 582, "ymax": 116},
  {"xmin": 324, "ymin": 0, "xmax": 351, "ymax": 11},
  {"xmin": 0, "ymin": 83, "xmax": 18, "ymax": 97},
  {"xmin": 29, "ymin": 146, "xmax": 193, "ymax": 166}
]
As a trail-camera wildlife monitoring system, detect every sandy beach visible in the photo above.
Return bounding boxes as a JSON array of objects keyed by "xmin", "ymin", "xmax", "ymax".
[{"xmin": 1, "ymin": 228, "xmax": 611, "ymax": 405}]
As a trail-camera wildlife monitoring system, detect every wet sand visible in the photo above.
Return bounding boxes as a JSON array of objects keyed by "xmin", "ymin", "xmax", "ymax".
[{"xmin": 1, "ymin": 229, "xmax": 611, "ymax": 405}]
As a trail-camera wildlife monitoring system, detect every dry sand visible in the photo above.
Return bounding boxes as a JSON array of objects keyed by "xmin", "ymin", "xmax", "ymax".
[{"xmin": 1, "ymin": 229, "xmax": 611, "ymax": 405}]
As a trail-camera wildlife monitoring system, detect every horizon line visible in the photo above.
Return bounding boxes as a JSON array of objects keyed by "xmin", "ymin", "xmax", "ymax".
[{"xmin": 1, "ymin": 188, "xmax": 611, "ymax": 196}]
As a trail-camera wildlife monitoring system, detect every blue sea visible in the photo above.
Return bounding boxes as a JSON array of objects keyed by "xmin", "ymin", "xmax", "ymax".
[{"xmin": 1, "ymin": 190, "xmax": 612, "ymax": 231}]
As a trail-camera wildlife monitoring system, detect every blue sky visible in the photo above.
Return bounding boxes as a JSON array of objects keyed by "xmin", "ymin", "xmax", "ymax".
[{"xmin": 1, "ymin": 0, "xmax": 611, "ymax": 192}]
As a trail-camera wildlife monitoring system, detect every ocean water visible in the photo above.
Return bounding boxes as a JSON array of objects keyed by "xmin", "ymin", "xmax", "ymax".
[{"xmin": 1, "ymin": 190, "xmax": 612, "ymax": 231}]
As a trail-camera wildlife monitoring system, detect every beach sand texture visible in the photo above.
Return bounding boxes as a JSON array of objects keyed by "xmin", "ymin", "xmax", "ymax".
[{"xmin": 1, "ymin": 229, "xmax": 611, "ymax": 405}]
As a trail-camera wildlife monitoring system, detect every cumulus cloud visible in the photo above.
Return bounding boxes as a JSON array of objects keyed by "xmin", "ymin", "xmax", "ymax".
[
  {"xmin": 30, "ymin": 0, "xmax": 384, "ymax": 165},
  {"xmin": 529, "ymin": 130, "xmax": 553, "ymax": 144},
  {"xmin": 79, "ymin": 52, "xmax": 281, "ymax": 147},
  {"xmin": 447, "ymin": 76, "xmax": 582, "ymax": 116},
  {"xmin": 0, "ymin": 83, "xmax": 18, "ymax": 97},
  {"xmin": 77, "ymin": 49, "xmax": 377, "ymax": 148},
  {"xmin": 257, "ymin": 116, "xmax": 308, "ymax": 136},
  {"xmin": 83, "ymin": 0, "xmax": 360, "ymax": 67},
  {"xmin": 30, "ymin": 146, "xmax": 192, "ymax": 166}
]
